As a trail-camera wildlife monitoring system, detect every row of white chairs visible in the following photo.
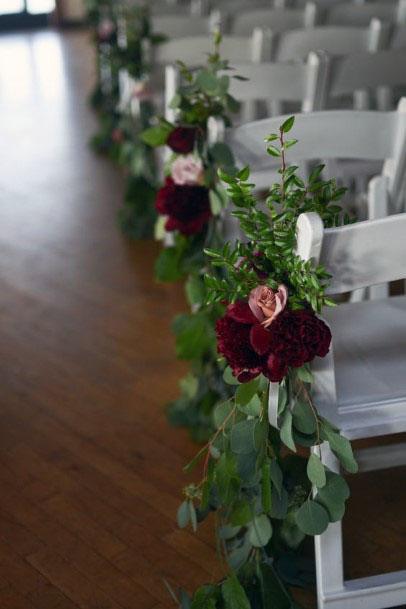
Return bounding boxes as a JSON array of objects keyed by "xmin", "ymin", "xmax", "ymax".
[
  {"xmin": 150, "ymin": 14, "xmax": 406, "ymax": 59},
  {"xmin": 148, "ymin": 0, "xmax": 406, "ymax": 34}
]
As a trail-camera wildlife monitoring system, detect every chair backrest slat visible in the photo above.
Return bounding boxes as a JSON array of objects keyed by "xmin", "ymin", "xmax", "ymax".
[
  {"xmin": 327, "ymin": 2, "xmax": 398, "ymax": 27},
  {"xmin": 296, "ymin": 211, "xmax": 406, "ymax": 293},
  {"xmin": 231, "ymin": 4, "xmax": 316, "ymax": 36},
  {"xmin": 154, "ymin": 32, "xmax": 268, "ymax": 65},
  {"xmin": 227, "ymin": 51, "xmax": 325, "ymax": 110},
  {"xmin": 327, "ymin": 48, "xmax": 406, "ymax": 97},
  {"xmin": 275, "ymin": 21, "xmax": 385, "ymax": 61},
  {"xmin": 225, "ymin": 109, "xmax": 399, "ymax": 167},
  {"xmin": 151, "ymin": 14, "xmax": 214, "ymax": 38}
]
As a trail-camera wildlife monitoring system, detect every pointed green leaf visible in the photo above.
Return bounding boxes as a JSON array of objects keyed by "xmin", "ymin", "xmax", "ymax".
[
  {"xmin": 280, "ymin": 410, "xmax": 296, "ymax": 452},
  {"xmin": 281, "ymin": 116, "xmax": 295, "ymax": 133},
  {"xmin": 221, "ymin": 574, "xmax": 250, "ymax": 609}
]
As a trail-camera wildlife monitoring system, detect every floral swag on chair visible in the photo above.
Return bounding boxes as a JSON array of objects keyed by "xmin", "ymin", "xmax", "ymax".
[{"xmin": 174, "ymin": 118, "xmax": 358, "ymax": 608}]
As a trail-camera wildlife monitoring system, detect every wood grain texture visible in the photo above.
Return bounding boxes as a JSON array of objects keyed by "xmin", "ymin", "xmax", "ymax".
[{"xmin": 0, "ymin": 28, "xmax": 404, "ymax": 609}]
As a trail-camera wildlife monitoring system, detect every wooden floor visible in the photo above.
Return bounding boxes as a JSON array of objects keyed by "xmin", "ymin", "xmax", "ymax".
[{"xmin": 0, "ymin": 29, "xmax": 404, "ymax": 609}]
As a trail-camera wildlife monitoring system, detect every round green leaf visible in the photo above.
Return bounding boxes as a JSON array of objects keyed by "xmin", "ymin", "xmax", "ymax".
[
  {"xmin": 177, "ymin": 501, "xmax": 190, "ymax": 528},
  {"xmin": 307, "ymin": 454, "xmax": 326, "ymax": 488},
  {"xmin": 230, "ymin": 420, "xmax": 256, "ymax": 454},
  {"xmin": 295, "ymin": 500, "xmax": 329, "ymax": 536},
  {"xmin": 248, "ymin": 514, "xmax": 273, "ymax": 547}
]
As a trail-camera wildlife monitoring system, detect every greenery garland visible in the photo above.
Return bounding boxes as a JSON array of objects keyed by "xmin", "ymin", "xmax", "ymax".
[
  {"xmin": 87, "ymin": 0, "xmax": 163, "ymax": 238},
  {"xmin": 142, "ymin": 35, "xmax": 243, "ymax": 440},
  {"xmin": 174, "ymin": 118, "xmax": 357, "ymax": 608}
]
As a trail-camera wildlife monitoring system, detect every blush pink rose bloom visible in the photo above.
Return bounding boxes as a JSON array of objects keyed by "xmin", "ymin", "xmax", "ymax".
[
  {"xmin": 171, "ymin": 155, "xmax": 204, "ymax": 186},
  {"xmin": 131, "ymin": 80, "xmax": 153, "ymax": 102},
  {"xmin": 248, "ymin": 284, "xmax": 288, "ymax": 328},
  {"xmin": 98, "ymin": 19, "xmax": 115, "ymax": 41}
]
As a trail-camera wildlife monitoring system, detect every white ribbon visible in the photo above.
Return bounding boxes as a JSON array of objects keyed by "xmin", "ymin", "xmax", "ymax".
[{"xmin": 268, "ymin": 382, "xmax": 280, "ymax": 429}]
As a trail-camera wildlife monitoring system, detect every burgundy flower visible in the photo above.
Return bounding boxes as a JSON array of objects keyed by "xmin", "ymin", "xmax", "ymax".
[
  {"xmin": 268, "ymin": 309, "xmax": 332, "ymax": 370},
  {"xmin": 155, "ymin": 177, "xmax": 211, "ymax": 236},
  {"xmin": 216, "ymin": 309, "xmax": 264, "ymax": 383},
  {"xmin": 167, "ymin": 127, "xmax": 197, "ymax": 154},
  {"xmin": 216, "ymin": 302, "xmax": 331, "ymax": 383}
]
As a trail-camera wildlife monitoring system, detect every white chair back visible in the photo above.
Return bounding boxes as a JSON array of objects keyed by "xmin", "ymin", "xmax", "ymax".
[
  {"xmin": 326, "ymin": 47, "xmax": 406, "ymax": 96},
  {"xmin": 392, "ymin": 23, "xmax": 406, "ymax": 47},
  {"xmin": 275, "ymin": 19, "xmax": 387, "ymax": 61},
  {"xmin": 327, "ymin": 0, "xmax": 406, "ymax": 27},
  {"xmin": 151, "ymin": 12, "xmax": 220, "ymax": 38},
  {"xmin": 154, "ymin": 29, "xmax": 271, "ymax": 65},
  {"xmin": 227, "ymin": 51, "xmax": 327, "ymax": 115},
  {"xmin": 231, "ymin": 3, "xmax": 317, "ymax": 36},
  {"xmin": 296, "ymin": 210, "xmax": 406, "ymax": 294},
  {"xmin": 224, "ymin": 100, "xmax": 406, "ymax": 209}
]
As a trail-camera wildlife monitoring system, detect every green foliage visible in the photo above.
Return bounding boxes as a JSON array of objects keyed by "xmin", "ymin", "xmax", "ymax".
[
  {"xmin": 118, "ymin": 175, "xmax": 157, "ymax": 239},
  {"xmin": 88, "ymin": 2, "xmax": 160, "ymax": 239},
  {"xmin": 178, "ymin": 119, "xmax": 358, "ymax": 608}
]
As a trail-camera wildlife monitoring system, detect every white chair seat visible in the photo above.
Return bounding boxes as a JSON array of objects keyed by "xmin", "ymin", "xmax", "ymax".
[{"xmin": 314, "ymin": 295, "xmax": 406, "ymax": 439}]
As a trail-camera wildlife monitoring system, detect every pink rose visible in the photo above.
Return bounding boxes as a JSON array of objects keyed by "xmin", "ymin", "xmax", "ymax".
[
  {"xmin": 98, "ymin": 18, "xmax": 115, "ymax": 42},
  {"xmin": 171, "ymin": 155, "xmax": 204, "ymax": 186},
  {"xmin": 132, "ymin": 80, "xmax": 153, "ymax": 102},
  {"xmin": 248, "ymin": 284, "xmax": 288, "ymax": 328}
]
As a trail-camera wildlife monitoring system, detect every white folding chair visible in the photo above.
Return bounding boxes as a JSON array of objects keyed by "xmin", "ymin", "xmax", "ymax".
[
  {"xmin": 295, "ymin": 209, "xmax": 406, "ymax": 609},
  {"xmin": 326, "ymin": 0, "xmax": 406, "ymax": 27},
  {"xmin": 275, "ymin": 19, "xmax": 388, "ymax": 61},
  {"xmin": 230, "ymin": 3, "xmax": 318, "ymax": 36}
]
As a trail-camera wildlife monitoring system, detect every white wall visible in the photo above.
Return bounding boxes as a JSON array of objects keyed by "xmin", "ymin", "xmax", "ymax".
[{"xmin": 60, "ymin": 0, "xmax": 86, "ymax": 20}]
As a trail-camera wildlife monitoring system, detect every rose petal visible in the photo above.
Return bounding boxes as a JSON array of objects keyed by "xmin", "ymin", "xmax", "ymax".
[
  {"xmin": 266, "ymin": 353, "xmax": 288, "ymax": 383},
  {"xmin": 227, "ymin": 302, "xmax": 258, "ymax": 325},
  {"xmin": 248, "ymin": 286, "xmax": 266, "ymax": 322},
  {"xmin": 237, "ymin": 368, "xmax": 262, "ymax": 383},
  {"xmin": 250, "ymin": 323, "xmax": 272, "ymax": 355}
]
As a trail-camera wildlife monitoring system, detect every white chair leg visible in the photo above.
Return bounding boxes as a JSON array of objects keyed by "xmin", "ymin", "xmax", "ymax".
[
  {"xmin": 315, "ymin": 443, "xmax": 345, "ymax": 609},
  {"xmin": 315, "ymin": 442, "xmax": 406, "ymax": 609}
]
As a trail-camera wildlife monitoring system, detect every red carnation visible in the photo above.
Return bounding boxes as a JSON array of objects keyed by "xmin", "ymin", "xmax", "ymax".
[
  {"xmin": 216, "ymin": 307, "xmax": 264, "ymax": 383},
  {"xmin": 267, "ymin": 309, "xmax": 331, "ymax": 370},
  {"xmin": 167, "ymin": 127, "xmax": 197, "ymax": 154},
  {"xmin": 155, "ymin": 177, "xmax": 211, "ymax": 236},
  {"xmin": 216, "ymin": 302, "xmax": 331, "ymax": 383}
]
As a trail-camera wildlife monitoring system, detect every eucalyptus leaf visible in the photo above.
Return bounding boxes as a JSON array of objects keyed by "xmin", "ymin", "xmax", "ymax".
[
  {"xmin": 307, "ymin": 453, "xmax": 326, "ymax": 488},
  {"xmin": 223, "ymin": 366, "xmax": 240, "ymax": 385},
  {"xmin": 230, "ymin": 499, "xmax": 252, "ymax": 526},
  {"xmin": 280, "ymin": 410, "xmax": 296, "ymax": 452},
  {"xmin": 292, "ymin": 400, "xmax": 317, "ymax": 435},
  {"xmin": 213, "ymin": 399, "xmax": 234, "ymax": 429},
  {"xmin": 248, "ymin": 514, "xmax": 272, "ymax": 548},
  {"xmin": 323, "ymin": 427, "xmax": 358, "ymax": 474},
  {"xmin": 222, "ymin": 574, "xmax": 250, "ymax": 609},
  {"xmin": 230, "ymin": 420, "xmax": 257, "ymax": 455},
  {"xmin": 177, "ymin": 500, "xmax": 190, "ymax": 528},
  {"xmin": 235, "ymin": 379, "xmax": 260, "ymax": 405},
  {"xmin": 295, "ymin": 500, "xmax": 329, "ymax": 536}
]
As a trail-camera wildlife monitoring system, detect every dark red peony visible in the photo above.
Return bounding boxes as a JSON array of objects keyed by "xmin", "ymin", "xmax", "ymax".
[
  {"xmin": 155, "ymin": 177, "xmax": 211, "ymax": 236},
  {"xmin": 167, "ymin": 127, "xmax": 197, "ymax": 154},
  {"xmin": 216, "ymin": 302, "xmax": 331, "ymax": 383}
]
